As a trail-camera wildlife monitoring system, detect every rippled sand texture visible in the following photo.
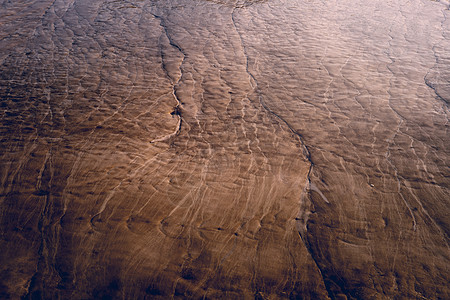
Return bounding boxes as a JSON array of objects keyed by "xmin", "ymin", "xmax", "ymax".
[{"xmin": 0, "ymin": 0, "xmax": 449, "ymax": 299}]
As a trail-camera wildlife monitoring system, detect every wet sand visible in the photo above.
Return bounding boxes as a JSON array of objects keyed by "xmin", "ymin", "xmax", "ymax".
[{"xmin": 0, "ymin": 0, "xmax": 449, "ymax": 298}]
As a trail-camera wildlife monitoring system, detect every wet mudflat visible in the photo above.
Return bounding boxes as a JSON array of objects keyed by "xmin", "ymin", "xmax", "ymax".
[{"xmin": 0, "ymin": 0, "xmax": 449, "ymax": 298}]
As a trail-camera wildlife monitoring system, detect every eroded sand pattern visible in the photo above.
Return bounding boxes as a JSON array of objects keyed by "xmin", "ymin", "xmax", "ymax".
[{"xmin": 0, "ymin": 0, "xmax": 449, "ymax": 298}]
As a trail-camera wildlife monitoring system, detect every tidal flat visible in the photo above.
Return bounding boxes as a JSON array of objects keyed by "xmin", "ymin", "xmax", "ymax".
[{"xmin": 0, "ymin": 0, "xmax": 449, "ymax": 298}]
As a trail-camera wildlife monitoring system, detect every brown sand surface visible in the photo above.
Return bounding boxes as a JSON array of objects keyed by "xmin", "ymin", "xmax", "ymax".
[{"xmin": 0, "ymin": 0, "xmax": 449, "ymax": 299}]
